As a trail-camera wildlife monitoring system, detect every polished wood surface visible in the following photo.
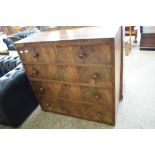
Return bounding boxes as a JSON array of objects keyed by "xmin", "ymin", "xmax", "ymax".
[
  {"xmin": 15, "ymin": 26, "xmax": 120, "ymax": 44},
  {"xmin": 15, "ymin": 26, "xmax": 123, "ymax": 125},
  {"xmin": 42, "ymin": 26, "xmax": 89, "ymax": 32},
  {"xmin": 140, "ymin": 26, "xmax": 155, "ymax": 50}
]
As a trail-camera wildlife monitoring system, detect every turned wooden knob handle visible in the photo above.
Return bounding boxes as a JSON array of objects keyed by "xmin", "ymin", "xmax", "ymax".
[
  {"xmin": 91, "ymin": 73, "xmax": 99, "ymax": 80},
  {"xmin": 39, "ymin": 87, "xmax": 44, "ymax": 92},
  {"xmin": 33, "ymin": 52, "xmax": 38, "ymax": 58},
  {"xmin": 95, "ymin": 94, "xmax": 100, "ymax": 100},
  {"xmin": 46, "ymin": 102, "xmax": 50, "ymax": 107},
  {"xmin": 32, "ymin": 49, "xmax": 39, "ymax": 58},
  {"xmin": 32, "ymin": 70, "xmax": 38, "ymax": 75},
  {"xmin": 79, "ymin": 51, "xmax": 87, "ymax": 59}
]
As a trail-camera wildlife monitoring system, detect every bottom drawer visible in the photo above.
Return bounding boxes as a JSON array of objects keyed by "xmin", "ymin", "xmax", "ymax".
[{"xmin": 36, "ymin": 95, "xmax": 114, "ymax": 125}]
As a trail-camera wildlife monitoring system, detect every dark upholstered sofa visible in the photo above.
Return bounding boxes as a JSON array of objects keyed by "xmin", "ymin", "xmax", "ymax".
[
  {"xmin": 3, "ymin": 28, "xmax": 40, "ymax": 50},
  {"xmin": 0, "ymin": 56, "xmax": 38, "ymax": 127}
]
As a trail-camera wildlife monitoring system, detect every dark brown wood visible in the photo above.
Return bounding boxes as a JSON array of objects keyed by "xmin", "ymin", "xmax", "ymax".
[
  {"xmin": 140, "ymin": 26, "xmax": 155, "ymax": 50},
  {"xmin": 15, "ymin": 26, "xmax": 123, "ymax": 126}
]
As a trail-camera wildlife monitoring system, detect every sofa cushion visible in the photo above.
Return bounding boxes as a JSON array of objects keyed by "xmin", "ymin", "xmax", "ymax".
[
  {"xmin": 14, "ymin": 28, "xmax": 40, "ymax": 38},
  {"xmin": 3, "ymin": 28, "xmax": 40, "ymax": 51}
]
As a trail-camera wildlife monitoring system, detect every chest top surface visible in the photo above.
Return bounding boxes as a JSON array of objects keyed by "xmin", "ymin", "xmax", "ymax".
[{"xmin": 15, "ymin": 26, "xmax": 120, "ymax": 45}]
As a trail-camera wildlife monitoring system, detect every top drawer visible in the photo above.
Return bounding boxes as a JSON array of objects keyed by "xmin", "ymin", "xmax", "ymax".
[{"xmin": 18, "ymin": 43, "xmax": 112, "ymax": 65}]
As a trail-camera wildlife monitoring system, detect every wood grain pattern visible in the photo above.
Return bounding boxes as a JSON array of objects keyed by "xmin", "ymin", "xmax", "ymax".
[
  {"xmin": 15, "ymin": 26, "xmax": 120, "ymax": 44},
  {"xmin": 57, "ymin": 44, "xmax": 112, "ymax": 65},
  {"xmin": 140, "ymin": 26, "xmax": 155, "ymax": 50},
  {"xmin": 25, "ymin": 64, "xmax": 112, "ymax": 85},
  {"xmin": 15, "ymin": 26, "xmax": 123, "ymax": 125},
  {"xmin": 18, "ymin": 46, "xmax": 58, "ymax": 63}
]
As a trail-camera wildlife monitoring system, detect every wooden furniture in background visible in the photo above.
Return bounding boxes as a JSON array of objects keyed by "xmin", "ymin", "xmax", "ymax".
[
  {"xmin": 140, "ymin": 26, "xmax": 155, "ymax": 50},
  {"xmin": 15, "ymin": 26, "xmax": 123, "ymax": 125},
  {"xmin": 1, "ymin": 26, "xmax": 35, "ymax": 35},
  {"xmin": 124, "ymin": 26, "xmax": 137, "ymax": 56},
  {"xmin": 125, "ymin": 26, "xmax": 137, "ymax": 43}
]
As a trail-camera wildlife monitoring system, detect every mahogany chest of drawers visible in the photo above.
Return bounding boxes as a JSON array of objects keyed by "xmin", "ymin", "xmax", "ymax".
[{"xmin": 15, "ymin": 27, "xmax": 123, "ymax": 125}]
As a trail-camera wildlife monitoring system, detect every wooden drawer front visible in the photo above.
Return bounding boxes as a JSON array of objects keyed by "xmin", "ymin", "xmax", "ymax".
[
  {"xmin": 18, "ymin": 46, "xmax": 57, "ymax": 63},
  {"xmin": 77, "ymin": 66, "xmax": 112, "ymax": 85},
  {"xmin": 57, "ymin": 44, "xmax": 112, "ymax": 65},
  {"xmin": 25, "ymin": 65, "xmax": 77, "ymax": 82},
  {"xmin": 26, "ymin": 65, "xmax": 112, "ymax": 85},
  {"xmin": 80, "ymin": 86, "xmax": 113, "ymax": 104}
]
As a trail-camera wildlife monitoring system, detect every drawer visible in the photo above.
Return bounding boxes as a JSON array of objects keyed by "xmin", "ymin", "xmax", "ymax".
[
  {"xmin": 25, "ymin": 64, "xmax": 77, "ymax": 82},
  {"xmin": 57, "ymin": 44, "xmax": 112, "ymax": 65},
  {"xmin": 77, "ymin": 66, "xmax": 112, "ymax": 85},
  {"xmin": 18, "ymin": 46, "xmax": 58, "ymax": 63},
  {"xmin": 25, "ymin": 64, "xmax": 112, "ymax": 86}
]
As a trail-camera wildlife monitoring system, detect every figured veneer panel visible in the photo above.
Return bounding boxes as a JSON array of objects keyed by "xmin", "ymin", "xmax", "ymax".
[
  {"xmin": 80, "ymin": 86, "xmax": 113, "ymax": 104},
  {"xmin": 19, "ymin": 46, "xmax": 58, "ymax": 63},
  {"xmin": 57, "ymin": 44, "xmax": 112, "ymax": 65},
  {"xmin": 77, "ymin": 66, "xmax": 112, "ymax": 86}
]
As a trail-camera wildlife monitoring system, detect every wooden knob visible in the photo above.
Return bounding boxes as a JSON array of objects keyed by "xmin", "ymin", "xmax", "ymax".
[
  {"xmin": 39, "ymin": 87, "xmax": 44, "ymax": 92},
  {"xmin": 46, "ymin": 102, "xmax": 50, "ymax": 107},
  {"xmin": 95, "ymin": 94, "xmax": 100, "ymax": 100},
  {"xmin": 91, "ymin": 73, "xmax": 98, "ymax": 80},
  {"xmin": 32, "ymin": 70, "xmax": 38, "ymax": 75},
  {"xmin": 32, "ymin": 50, "xmax": 38, "ymax": 58},
  {"xmin": 79, "ymin": 51, "xmax": 87, "ymax": 59}
]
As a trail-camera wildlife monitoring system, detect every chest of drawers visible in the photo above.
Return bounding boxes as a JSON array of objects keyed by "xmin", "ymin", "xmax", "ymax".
[{"xmin": 15, "ymin": 27, "xmax": 123, "ymax": 125}]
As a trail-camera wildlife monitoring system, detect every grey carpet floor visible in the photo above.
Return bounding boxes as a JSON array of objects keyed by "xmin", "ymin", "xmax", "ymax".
[{"xmin": 1, "ymin": 46, "xmax": 155, "ymax": 129}]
